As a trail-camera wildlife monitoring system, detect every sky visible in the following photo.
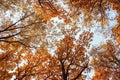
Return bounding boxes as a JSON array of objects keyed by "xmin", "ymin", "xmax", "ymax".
[{"xmin": 0, "ymin": 0, "xmax": 118, "ymax": 80}]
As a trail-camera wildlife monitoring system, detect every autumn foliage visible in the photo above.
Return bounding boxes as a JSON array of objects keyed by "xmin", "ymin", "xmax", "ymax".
[
  {"xmin": 0, "ymin": 0, "xmax": 120, "ymax": 80},
  {"xmin": 91, "ymin": 41, "xmax": 120, "ymax": 80},
  {"xmin": 112, "ymin": 24, "xmax": 120, "ymax": 43}
]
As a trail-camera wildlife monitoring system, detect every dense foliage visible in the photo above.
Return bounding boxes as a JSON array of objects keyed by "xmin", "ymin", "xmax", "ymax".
[{"xmin": 0, "ymin": 0, "xmax": 120, "ymax": 80}]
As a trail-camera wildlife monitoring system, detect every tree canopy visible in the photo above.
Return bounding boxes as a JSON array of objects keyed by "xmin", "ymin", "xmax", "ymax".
[{"xmin": 0, "ymin": 0, "xmax": 120, "ymax": 80}]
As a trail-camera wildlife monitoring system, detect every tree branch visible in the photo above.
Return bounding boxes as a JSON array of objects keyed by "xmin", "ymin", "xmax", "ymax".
[
  {"xmin": 0, "ymin": 12, "xmax": 34, "ymax": 33},
  {"xmin": 73, "ymin": 63, "xmax": 88, "ymax": 80}
]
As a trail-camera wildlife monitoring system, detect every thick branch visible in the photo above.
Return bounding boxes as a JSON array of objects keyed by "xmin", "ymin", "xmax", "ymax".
[
  {"xmin": 60, "ymin": 60, "xmax": 67, "ymax": 80},
  {"xmin": 73, "ymin": 63, "xmax": 88, "ymax": 80}
]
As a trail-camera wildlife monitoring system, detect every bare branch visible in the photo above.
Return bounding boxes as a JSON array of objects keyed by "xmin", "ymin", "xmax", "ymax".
[{"xmin": 0, "ymin": 12, "xmax": 34, "ymax": 33}]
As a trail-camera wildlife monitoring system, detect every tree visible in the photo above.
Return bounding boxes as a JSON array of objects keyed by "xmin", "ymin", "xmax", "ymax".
[
  {"xmin": 13, "ymin": 46, "xmax": 52, "ymax": 80},
  {"xmin": 0, "ymin": 42, "xmax": 53, "ymax": 80},
  {"xmin": 112, "ymin": 24, "xmax": 120, "ymax": 43},
  {"xmin": 0, "ymin": 0, "xmax": 119, "ymax": 80},
  {"xmin": 0, "ymin": 1, "xmax": 50, "ymax": 79},
  {"xmin": 0, "ymin": 0, "xmax": 47, "ymax": 48},
  {"xmin": 90, "ymin": 41, "xmax": 120, "ymax": 80},
  {"xmin": 68, "ymin": 0, "xmax": 120, "ymax": 26},
  {"xmin": 34, "ymin": 0, "xmax": 59, "ymax": 21},
  {"xmin": 0, "ymin": 42, "xmax": 25, "ymax": 79},
  {"xmin": 39, "ymin": 31, "xmax": 93, "ymax": 80}
]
